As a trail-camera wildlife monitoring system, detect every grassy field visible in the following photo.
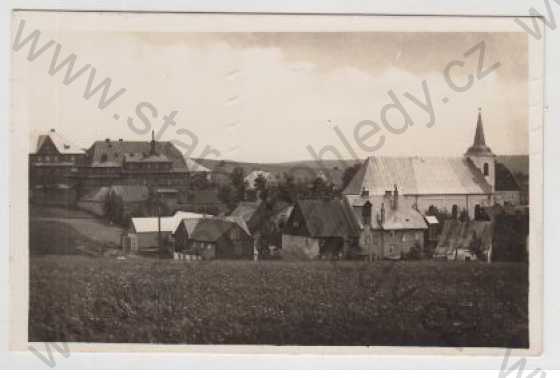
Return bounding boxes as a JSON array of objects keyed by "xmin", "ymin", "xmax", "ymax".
[
  {"xmin": 30, "ymin": 206, "xmax": 123, "ymax": 255},
  {"xmin": 29, "ymin": 256, "xmax": 529, "ymax": 347}
]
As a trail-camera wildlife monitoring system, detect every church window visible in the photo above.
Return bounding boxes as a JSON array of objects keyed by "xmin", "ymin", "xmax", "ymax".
[{"xmin": 483, "ymin": 163, "xmax": 489, "ymax": 176}]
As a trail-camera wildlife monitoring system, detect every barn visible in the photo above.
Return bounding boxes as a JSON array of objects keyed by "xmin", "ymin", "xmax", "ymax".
[{"xmin": 282, "ymin": 197, "xmax": 361, "ymax": 259}]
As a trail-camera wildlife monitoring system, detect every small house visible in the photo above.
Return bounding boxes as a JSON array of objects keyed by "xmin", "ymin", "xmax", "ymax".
[
  {"xmin": 175, "ymin": 217, "xmax": 253, "ymax": 259},
  {"xmin": 128, "ymin": 211, "xmax": 209, "ymax": 252},
  {"xmin": 354, "ymin": 186, "xmax": 428, "ymax": 260},
  {"xmin": 282, "ymin": 197, "xmax": 360, "ymax": 259}
]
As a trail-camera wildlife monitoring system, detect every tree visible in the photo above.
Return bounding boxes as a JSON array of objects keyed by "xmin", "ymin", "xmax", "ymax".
[
  {"xmin": 254, "ymin": 173, "xmax": 269, "ymax": 201},
  {"xmin": 310, "ymin": 176, "xmax": 334, "ymax": 198},
  {"xmin": 217, "ymin": 185, "xmax": 236, "ymax": 211},
  {"xmin": 230, "ymin": 167, "xmax": 246, "ymax": 201},
  {"xmin": 277, "ymin": 173, "xmax": 296, "ymax": 203}
]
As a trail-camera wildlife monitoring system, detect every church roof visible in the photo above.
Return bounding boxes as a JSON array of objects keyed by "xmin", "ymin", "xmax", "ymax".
[
  {"xmin": 465, "ymin": 110, "xmax": 494, "ymax": 157},
  {"xmin": 343, "ymin": 156, "xmax": 492, "ymax": 196}
]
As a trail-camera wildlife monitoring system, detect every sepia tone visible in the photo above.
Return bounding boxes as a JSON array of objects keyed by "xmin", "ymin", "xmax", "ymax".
[{"xmin": 9, "ymin": 12, "xmax": 542, "ymax": 352}]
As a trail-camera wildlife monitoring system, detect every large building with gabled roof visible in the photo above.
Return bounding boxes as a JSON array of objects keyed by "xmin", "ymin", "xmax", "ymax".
[
  {"xmin": 29, "ymin": 129, "xmax": 86, "ymax": 187},
  {"xmin": 343, "ymin": 110, "xmax": 501, "ymax": 219}
]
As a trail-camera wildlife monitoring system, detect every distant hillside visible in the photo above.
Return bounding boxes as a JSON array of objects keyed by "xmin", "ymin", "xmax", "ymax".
[
  {"xmin": 196, "ymin": 155, "xmax": 529, "ymax": 188},
  {"xmin": 195, "ymin": 158, "xmax": 361, "ymax": 187}
]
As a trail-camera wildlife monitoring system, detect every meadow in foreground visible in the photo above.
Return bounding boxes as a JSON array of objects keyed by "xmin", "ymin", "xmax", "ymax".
[{"xmin": 29, "ymin": 256, "xmax": 528, "ymax": 347}]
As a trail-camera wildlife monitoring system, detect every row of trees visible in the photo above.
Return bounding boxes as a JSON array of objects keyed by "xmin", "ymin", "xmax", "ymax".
[{"xmin": 217, "ymin": 166, "xmax": 346, "ymax": 211}]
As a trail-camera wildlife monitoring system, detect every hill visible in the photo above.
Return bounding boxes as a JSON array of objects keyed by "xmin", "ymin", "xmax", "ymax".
[{"xmin": 196, "ymin": 155, "xmax": 528, "ymax": 189}]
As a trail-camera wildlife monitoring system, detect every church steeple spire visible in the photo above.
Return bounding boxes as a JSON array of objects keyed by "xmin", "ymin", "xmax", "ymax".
[{"xmin": 465, "ymin": 108, "xmax": 494, "ymax": 157}]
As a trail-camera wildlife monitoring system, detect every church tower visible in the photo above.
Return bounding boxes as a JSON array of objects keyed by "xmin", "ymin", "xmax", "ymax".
[{"xmin": 465, "ymin": 109, "xmax": 496, "ymax": 192}]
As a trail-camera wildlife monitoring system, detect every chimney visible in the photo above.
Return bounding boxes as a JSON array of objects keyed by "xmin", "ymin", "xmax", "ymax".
[
  {"xmin": 50, "ymin": 128, "xmax": 55, "ymax": 132},
  {"xmin": 150, "ymin": 130, "xmax": 156, "ymax": 155},
  {"xmin": 361, "ymin": 187, "xmax": 369, "ymax": 198},
  {"xmin": 362, "ymin": 201, "xmax": 372, "ymax": 225},
  {"xmin": 105, "ymin": 138, "xmax": 110, "ymax": 143},
  {"xmin": 392, "ymin": 184, "xmax": 399, "ymax": 210}
]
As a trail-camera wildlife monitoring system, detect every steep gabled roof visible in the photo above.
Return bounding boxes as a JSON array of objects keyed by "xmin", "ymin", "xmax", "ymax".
[
  {"xmin": 343, "ymin": 156, "xmax": 492, "ymax": 196},
  {"xmin": 294, "ymin": 198, "xmax": 361, "ymax": 238},
  {"xmin": 190, "ymin": 218, "xmax": 250, "ymax": 242},
  {"xmin": 230, "ymin": 201, "xmax": 261, "ymax": 223},
  {"xmin": 495, "ymin": 162, "xmax": 521, "ymax": 191},
  {"xmin": 36, "ymin": 130, "xmax": 85, "ymax": 154}
]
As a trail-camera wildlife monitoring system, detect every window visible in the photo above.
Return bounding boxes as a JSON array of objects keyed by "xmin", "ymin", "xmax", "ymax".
[{"xmin": 483, "ymin": 162, "xmax": 489, "ymax": 176}]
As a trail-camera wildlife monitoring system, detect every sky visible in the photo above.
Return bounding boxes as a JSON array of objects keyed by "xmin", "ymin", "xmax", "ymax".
[{"xmin": 18, "ymin": 27, "xmax": 529, "ymax": 162}]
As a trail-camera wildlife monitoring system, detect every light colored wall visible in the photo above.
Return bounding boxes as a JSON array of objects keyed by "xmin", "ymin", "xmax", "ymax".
[
  {"xmin": 468, "ymin": 156, "xmax": 495, "ymax": 191},
  {"xmin": 378, "ymin": 229, "xmax": 424, "ymax": 259},
  {"xmin": 406, "ymin": 194, "xmax": 493, "ymax": 218},
  {"xmin": 282, "ymin": 234, "xmax": 320, "ymax": 259}
]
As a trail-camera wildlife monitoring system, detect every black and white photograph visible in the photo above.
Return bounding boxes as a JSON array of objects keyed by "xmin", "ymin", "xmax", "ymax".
[{"xmin": 8, "ymin": 11, "xmax": 543, "ymax": 355}]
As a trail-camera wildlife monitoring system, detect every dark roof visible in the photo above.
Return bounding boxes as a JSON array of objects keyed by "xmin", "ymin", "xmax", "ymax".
[
  {"xmin": 294, "ymin": 198, "xmax": 361, "ymax": 238},
  {"xmin": 435, "ymin": 220, "xmax": 493, "ymax": 257},
  {"xmin": 180, "ymin": 190, "xmax": 221, "ymax": 204},
  {"xmin": 110, "ymin": 185, "xmax": 149, "ymax": 202},
  {"xmin": 190, "ymin": 218, "xmax": 248, "ymax": 242},
  {"xmin": 495, "ymin": 162, "xmax": 521, "ymax": 191},
  {"xmin": 230, "ymin": 201, "xmax": 260, "ymax": 222},
  {"xmin": 465, "ymin": 111, "xmax": 494, "ymax": 157},
  {"xmin": 87, "ymin": 140, "xmax": 186, "ymax": 169}
]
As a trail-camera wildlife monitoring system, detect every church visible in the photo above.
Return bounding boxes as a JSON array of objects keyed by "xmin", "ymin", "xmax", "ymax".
[{"xmin": 343, "ymin": 110, "xmax": 502, "ymax": 219}]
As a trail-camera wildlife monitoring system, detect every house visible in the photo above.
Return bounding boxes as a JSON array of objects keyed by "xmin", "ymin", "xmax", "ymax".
[
  {"xmin": 282, "ymin": 197, "xmax": 361, "ymax": 259},
  {"xmin": 434, "ymin": 220, "xmax": 494, "ymax": 262},
  {"xmin": 231, "ymin": 200, "xmax": 293, "ymax": 255},
  {"xmin": 29, "ymin": 129, "xmax": 86, "ymax": 203},
  {"xmin": 344, "ymin": 110, "xmax": 501, "ymax": 219},
  {"xmin": 356, "ymin": 186, "xmax": 428, "ymax": 260},
  {"xmin": 127, "ymin": 211, "xmax": 209, "ymax": 252},
  {"xmin": 175, "ymin": 217, "xmax": 253, "ymax": 259}
]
